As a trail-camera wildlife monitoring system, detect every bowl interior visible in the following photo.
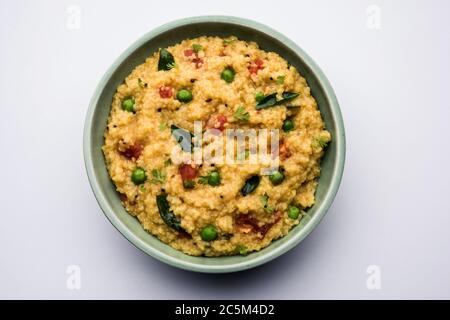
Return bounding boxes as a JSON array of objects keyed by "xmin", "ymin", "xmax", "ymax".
[{"xmin": 85, "ymin": 17, "xmax": 344, "ymax": 273}]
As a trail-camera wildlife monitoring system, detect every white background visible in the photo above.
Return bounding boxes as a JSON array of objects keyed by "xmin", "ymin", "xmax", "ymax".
[{"xmin": 1, "ymin": 0, "xmax": 449, "ymax": 299}]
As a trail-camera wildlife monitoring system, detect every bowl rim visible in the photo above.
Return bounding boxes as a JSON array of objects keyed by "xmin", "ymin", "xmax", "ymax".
[{"xmin": 83, "ymin": 15, "xmax": 346, "ymax": 273}]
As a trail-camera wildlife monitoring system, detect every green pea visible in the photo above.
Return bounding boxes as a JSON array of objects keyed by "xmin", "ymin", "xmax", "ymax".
[
  {"xmin": 282, "ymin": 119, "xmax": 295, "ymax": 132},
  {"xmin": 269, "ymin": 170, "xmax": 284, "ymax": 185},
  {"xmin": 131, "ymin": 167, "xmax": 147, "ymax": 185},
  {"xmin": 176, "ymin": 89, "xmax": 193, "ymax": 102},
  {"xmin": 236, "ymin": 245, "xmax": 248, "ymax": 255},
  {"xmin": 255, "ymin": 91, "xmax": 265, "ymax": 102},
  {"xmin": 288, "ymin": 206, "xmax": 301, "ymax": 219},
  {"xmin": 122, "ymin": 98, "xmax": 135, "ymax": 112},
  {"xmin": 221, "ymin": 68, "xmax": 235, "ymax": 83},
  {"xmin": 200, "ymin": 225, "xmax": 217, "ymax": 241},
  {"xmin": 208, "ymin": 171, "xmax": 221, "ymax": 186}
]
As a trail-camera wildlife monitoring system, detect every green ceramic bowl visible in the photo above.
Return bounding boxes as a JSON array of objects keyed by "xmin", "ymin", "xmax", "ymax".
[{"xmin": 83, "ymin": 16, "xmax": 345, "ymax": 273}]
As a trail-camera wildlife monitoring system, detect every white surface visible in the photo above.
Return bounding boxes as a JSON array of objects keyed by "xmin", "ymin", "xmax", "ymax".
[{"xmin": 1, "ymin": 0, "xmax": 449, "ymax": 299}]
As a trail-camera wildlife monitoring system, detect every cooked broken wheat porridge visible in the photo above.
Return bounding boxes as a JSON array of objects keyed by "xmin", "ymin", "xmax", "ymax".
[{"xmin": 103, "ymin": 36, "xmax": 331, "ymax": 256}]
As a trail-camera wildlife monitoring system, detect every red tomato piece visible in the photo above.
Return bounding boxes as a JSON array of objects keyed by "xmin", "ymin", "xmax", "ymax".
[
  {"xmin": 184, "ymin": 49, "xmax": 194, "ymax": 57},
  {"xmin": 192, "ymin": 56, "xmax": 204, "ymax": 69},
  {"xmin": 159, "ymin": 86, "xmax": 173, "ymax": 98},
  {"xmin": 255, "ymin": 58, "xmax": 264, "ymax": 66},
  {"xmin": 179, "ymin": 164, "xmax": 198, "ymax": 181},
  {"xmin": 248, "ymin": 59, "xmax": 265, "ymax": 75},
  {"xmin": 206, "ymin": 114, "xmax": 227, "ymax": 131},
  {"xmin": 216, "ymin": 114, "xmax": 228, "ymax": 131},
  {"xmin": 120, "ymin": 143, "xmax": 143, "ymax": 160}
]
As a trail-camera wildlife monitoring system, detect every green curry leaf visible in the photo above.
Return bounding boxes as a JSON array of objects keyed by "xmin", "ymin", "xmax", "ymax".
[
  {"xmin": 156, "ymin": 194, "xmax": 184, "ymax": 232},
  {"xmin": 158, "ymin": 48, "xmax": 175, "ymax": 71},
  {"xmin": 241, "ymin": 175, "xmax": 260, "ymax": 196},
  {"xmin": 255, "ymin": 92, "xmax": 299, "ymax": 110},
  {"xmin": 171, "ymin": 125, "xmax": 193, "ymax": 153}
]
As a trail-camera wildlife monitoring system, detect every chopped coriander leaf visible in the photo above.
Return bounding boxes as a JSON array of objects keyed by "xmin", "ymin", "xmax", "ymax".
[
  {"xmin": 233, "ymin": 106, "xmax": 250, "ymax": 122},
  {"xmin": 159, "ymin": 123, "xmax": 167, "ymax": 131},
  {"xmin": 164, "ymin": 158, "xmax": 172, "ymax": 166},
  {"xmin": 150, "ymin": 169, "xmax": 166, "ymax": 184},
  {"xmin": 183, "ymin": 180, "xmax": 195, "ymax": 189},
  {"xmin": 260, "ymin": 194, "xmax": 268, "ymax": 206},
  {"xmin": 313, "ymin": 136, "xmax": 329, "ymax": 149},
  {"xmin": 198, "ymin": 176, "xmax": 209, "ymax": 184},
  {"xmin": 260, "ymin": 193, "xmax": 275, "ymax": 213},
  {"xmin": 223, "ymin": 38, "xmax": 236, "ymax": 45},
  {"xmin": 276, "ymin": 75, "xmax": 285, "ymax": 84},
  {"xmin": 192, "ymin": 44, "xmax": 203, "ymax": 52},
  {"xmin": 255, "ymin": 91, "xmax": 265, "ymax": 102}
]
